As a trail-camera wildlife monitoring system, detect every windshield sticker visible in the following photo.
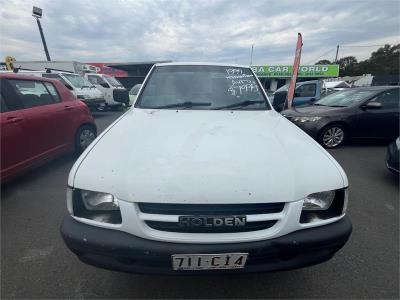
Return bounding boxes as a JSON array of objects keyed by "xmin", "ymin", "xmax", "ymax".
[{"xmin": 225, "ymin": 68, "xmax": 258, "ymax": 97}]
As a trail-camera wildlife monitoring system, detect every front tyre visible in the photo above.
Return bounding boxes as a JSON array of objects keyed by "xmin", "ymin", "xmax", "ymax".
[
  {"xmin": 75, "ymin": 125, "xmax": 96, "ymax": 154},
  {"xmin": 319, "ymin": 124, "xmax": 346, "ymax": 148}
]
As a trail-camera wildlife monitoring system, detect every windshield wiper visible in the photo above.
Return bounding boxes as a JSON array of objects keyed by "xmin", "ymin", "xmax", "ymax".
[
  {"xmin": 327, "ymin": 105, "xmax": 346, "ymax": 107},
  {"xmin": 213, "ymin": 100, "xmax": 265, "ymax": 110},
  {"xmin": 148, "ymin": 101, "xmax": 212, "ymax": 109},
  {"xmin": 313, "ymin": 103, "xmax": 326, "ymax": 106}
]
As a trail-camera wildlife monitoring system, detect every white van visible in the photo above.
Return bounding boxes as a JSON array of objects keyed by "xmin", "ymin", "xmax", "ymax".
[
  {"xmin": 4, "ymin": 70, "xmax": 106, "ymax": 110},
  {"xmin": 85, "ymin": 73, "xmax": 129, "ymax": 109}
]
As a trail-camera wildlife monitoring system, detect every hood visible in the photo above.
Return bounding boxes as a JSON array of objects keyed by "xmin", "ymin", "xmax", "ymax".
[
  {"xmin": 70, "ymin": 109, "xmax": 346, "ymax": 204},
  {"xmin": 281, "ymin": 105, "xmax": 347, "ymax": 117}
]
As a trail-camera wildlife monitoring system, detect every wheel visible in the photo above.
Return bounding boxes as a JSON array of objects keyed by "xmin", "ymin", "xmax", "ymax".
[
  {"xmin": 75, "ymin": 125, "xmax": 96, "ymax": 154},
  {"xmin": 319, "ymin": 124, "xmax": 346, "ymax": 148}
]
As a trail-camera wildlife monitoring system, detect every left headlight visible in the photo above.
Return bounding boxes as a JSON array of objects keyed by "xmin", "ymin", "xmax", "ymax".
[
  {"xmin": 300, "ymin": 189, "xmax": 348, "ymax": 223},
  {"xmin": 81, "ymin": 190, "xmax": 119, "ymax": 211},
  {"xmin": 292, "ymin": 116, "xmax": 322, "ymax": 123},
  {"xmin": 67, "ymin": 188, "xmax": 122, "ymax": 224}
]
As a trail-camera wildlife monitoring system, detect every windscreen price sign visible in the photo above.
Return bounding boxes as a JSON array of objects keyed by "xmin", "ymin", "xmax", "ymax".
[{"xmin": 252, "ymin": 65, "xmax": 339, "ymax": 78}]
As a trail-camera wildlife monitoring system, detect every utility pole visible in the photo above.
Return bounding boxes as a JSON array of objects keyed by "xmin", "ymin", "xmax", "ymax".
[
  {"xmin": 250, "ymin": 44, "xmax": 254, "ymax": 66},
  {"xmin": 334, "ymin": 44, "xmax": 339, "ymax": 63},
  {"xmin": 32, "ymin": 6, "xmax": 51, "ymax": 61}
]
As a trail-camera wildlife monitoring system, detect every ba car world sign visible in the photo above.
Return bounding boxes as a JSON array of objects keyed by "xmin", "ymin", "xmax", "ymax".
[{"xmin": 251, "ymin": 65, "xmax": 339, "ymax": 78}]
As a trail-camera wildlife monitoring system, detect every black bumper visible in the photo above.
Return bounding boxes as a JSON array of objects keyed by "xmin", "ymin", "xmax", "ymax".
[
  {"xmin": 386, "ymin": 141, "xmax": 399, "ymax": 173},
  {"xmin": 61, "ymin": 215, "xmax": 352, "ymax": 275}
]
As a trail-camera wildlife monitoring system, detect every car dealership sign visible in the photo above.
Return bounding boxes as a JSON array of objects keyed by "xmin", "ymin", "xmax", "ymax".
[{"xmin": 252, "ymin": 65, "xmax": 339, "ymax": 78}]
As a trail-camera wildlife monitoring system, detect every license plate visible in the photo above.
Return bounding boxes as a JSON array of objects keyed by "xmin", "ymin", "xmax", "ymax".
[{"xmin": 172, "ymin": 253, "xmax": 248, "ymax": 271}]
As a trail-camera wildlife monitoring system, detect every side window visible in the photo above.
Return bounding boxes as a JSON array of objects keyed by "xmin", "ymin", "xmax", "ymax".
[
  {"xmin": 43, "ymin": 82, "xmax": 61, "ymax": 102},
  {"xmin": 296, "ymin": 84, "xmax": 316, "ymax": 97},
  {"xmin": 0, "ymin": 93, "xmax": 8, "ymax": 113},
  {"xmin": 370, "ymin": 89, "xmax": 399, "ymax": 109},
  {"xmin": 7, "ymin": 79, "xmax": 56, "ymax": 109},
  {"xmin": 42, "ymin": 74, "xmax": 71, "ymax": 88},
  {"xmin": 87, "ymin": 75, "xmax": 98, "ymax": 84}
]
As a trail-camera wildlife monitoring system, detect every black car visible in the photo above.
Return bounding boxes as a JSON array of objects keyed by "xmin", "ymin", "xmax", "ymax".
[
  {"xmin": 281, "ymin": 86, "xmax": 399, "ymax": 148},
  {"xmin": 386, "ymin": 137, "xmax": 399, "ymax": 174}
]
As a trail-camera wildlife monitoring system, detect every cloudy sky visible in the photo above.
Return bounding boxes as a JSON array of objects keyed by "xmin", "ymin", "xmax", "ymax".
[{"xmin": 0, "ymin": 0, "xmax": 399, "ymax": 65}]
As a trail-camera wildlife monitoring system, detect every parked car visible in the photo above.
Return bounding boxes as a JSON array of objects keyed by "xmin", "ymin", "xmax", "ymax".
[
  {"xmin": 386, "ymin": 137, "xmax": 399, "ymax": 174},
  {"xmin": 0, "ymin": 73, "xmax": 97, "ymax": 182},
  {"xmin": 85, "ymin": 73, "xmax": 129, "ymax": 109},
  {"xmin": 61, "ymin": 63, "xmax": 351, "ymax": 274},
  {"xmin": 41, "ymin": 72, "xmax": 105, "ymax": 111},
  {"xmin": 281, "ymin": 86, "xmax": 400, "ymax": 148},
  {"xmin": 129, "ymin": 84, "xmax": 142, "ymax": 105},
  {"xmin": 272, "ymin": 80, "xmax": 344, "ymax": 112},
  {"xmin": 2, "ymin": 69, "xmax": 106, "ymax": 111}
]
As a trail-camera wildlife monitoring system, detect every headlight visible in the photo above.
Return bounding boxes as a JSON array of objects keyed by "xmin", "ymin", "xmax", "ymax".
[
  {"xmin": 292, "ymin": 116, "xmax": 322, "ymax": 123},
  {"xmin": 68, "ymin": 188, "xmax": 122, "ymax": 224},
  {"xmin": 302, "ymin": 191, "xmax": 335, "ymax": 210},
  {"xmin": 300, "ymin": 189, "xmax": 347, "ymax": 223},
  {"xmin": 81, "ymin": 190, "xmax": 119, "ymax": 211}
]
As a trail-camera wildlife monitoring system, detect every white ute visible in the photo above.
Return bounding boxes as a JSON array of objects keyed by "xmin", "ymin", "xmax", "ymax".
[{"xmin": 61, "ymin": 63, "xmax": 352, "ymax": 274}]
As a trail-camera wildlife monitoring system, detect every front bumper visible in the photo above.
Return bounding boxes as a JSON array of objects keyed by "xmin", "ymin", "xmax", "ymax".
[
  {"xmin": 386, "ymin": 141, "xmax": 399, "ymax": 173},
  {"xmin": 61, "ymin": 215, "xmax": 352, "ymax": 274},
  {"xmin": 82, "ymin": 98, "xmax": 106, "ymax": 108}
]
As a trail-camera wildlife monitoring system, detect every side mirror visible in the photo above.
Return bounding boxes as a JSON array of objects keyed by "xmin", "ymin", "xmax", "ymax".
[
  {"xmin": 100, "ymin": 82, "xmax": 110, "ymax": 88},
  {"xmin": 310, "ymin": 98, "xmax": 316, "ymax": 102},
  {"xmin": 364, "ymin": 102, "xmax": 382, "ymax": 109}
]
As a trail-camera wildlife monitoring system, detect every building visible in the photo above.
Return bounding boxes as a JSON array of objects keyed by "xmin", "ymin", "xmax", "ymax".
[
  {"xmin": 85, "ymin": 61, "xmax": 171, "ymax": 90},
  {"xmin": 251, "ymin": 64, "xmax": 340, "ymax": 91}
]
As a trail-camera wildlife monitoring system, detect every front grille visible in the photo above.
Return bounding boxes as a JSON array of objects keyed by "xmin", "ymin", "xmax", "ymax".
[
  {"xmin": 138, "ymin": 203, "xmax": 285, "ymax": 215},
  {"xmin": 113, "ymin": 89, "xmax": 129, "ymax": 104},
  {"xmin": 138, "ymin": 202, "xmax": 285, "ymax": 234},
  {"xmin": 145, "ymin": 220, "xmax": 277, "ymax": 233}
]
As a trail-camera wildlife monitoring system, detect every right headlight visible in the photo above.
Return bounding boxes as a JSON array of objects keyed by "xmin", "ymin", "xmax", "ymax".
[
  {"xmin": 292, "ymin": 116, "xmax": 322, "ymax": 123},
  {"xmin": 300, "ymin": 188, "xmax": 348, "ymax": 223},
  {"xmin": 67, "ymin": 188, "xmax": 122, "ymax": 224}
]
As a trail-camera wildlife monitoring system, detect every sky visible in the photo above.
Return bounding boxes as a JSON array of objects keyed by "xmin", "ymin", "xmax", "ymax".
[{"xmin": 0, "ymin": 0, "xmax": 399, "ymax": 65}]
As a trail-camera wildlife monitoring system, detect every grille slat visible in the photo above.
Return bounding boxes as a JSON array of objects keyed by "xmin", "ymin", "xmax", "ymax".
[
  {"xmin": 138, "ymin": 203, "xmax": 285, "ymax": 215},
  {"xmin": 145, "ymin": 220, "xmax": 277, "ymax": 233}
]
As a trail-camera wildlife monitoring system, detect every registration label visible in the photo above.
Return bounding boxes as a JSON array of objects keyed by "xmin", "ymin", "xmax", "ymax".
[{"xmin": 172, "ymin": 253, "xmax": 248, "ymax": 270}]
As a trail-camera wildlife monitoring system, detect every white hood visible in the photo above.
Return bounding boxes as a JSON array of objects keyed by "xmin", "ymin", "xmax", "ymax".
[{"xmin": 70, "ymin": 109, "xmax": 347, "ymax": 204}]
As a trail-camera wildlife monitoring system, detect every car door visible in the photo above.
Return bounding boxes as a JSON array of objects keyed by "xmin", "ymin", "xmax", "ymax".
[
  {"xmin": 6, "ymin": 78, "xmax": 69, "ymax": 160},
  {"xmin": 293, "ymin": 83, "xmax": 317, "ymax": 106},
  {"xmin": 352, "ymin": 88, "xmax": 399, "ymax": 138},
  {"xmin": 364, "ymin": 88, "xmax": 399, "ymax": 138},
  {"xmin": 0, "ymin": 79, "xmax": 30, "ymax": 179}
]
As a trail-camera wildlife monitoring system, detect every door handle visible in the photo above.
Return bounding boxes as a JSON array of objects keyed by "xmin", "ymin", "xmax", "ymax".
[
  {"xmin": 5, "ymin": 116, "xmax": 24, "ymax": 124},
  {"xmin": 64, "ymin": 106, "xmax": 73, "ymax": 111}
]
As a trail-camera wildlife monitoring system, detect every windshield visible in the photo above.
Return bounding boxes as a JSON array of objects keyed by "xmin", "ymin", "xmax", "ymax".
[
  {"xmin": 63, "ymin": 74, "xmax": 93, "ymax": 88},
  {"xmin": 130, "ymin": 84, "xmax": 141, "ymax": 95},
  {"xmin": 135, "ymin": 65, "xmax": 269, "ymax": 110},
  {"xmin": 315, "ymin": 89, "xmax": 377, "ymax": 107},
  {"xmin": 105, "ymin": 76, "xmax": 123, "ymax": 87}
]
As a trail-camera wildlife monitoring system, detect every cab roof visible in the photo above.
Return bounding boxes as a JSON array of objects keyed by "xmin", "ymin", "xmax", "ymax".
[{"xmin": 154, "ymin": 62, "xmax": 250, "ymax": 68}]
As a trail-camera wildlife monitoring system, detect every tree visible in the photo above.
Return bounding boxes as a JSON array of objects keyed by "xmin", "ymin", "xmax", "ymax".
[
  {"xmin": 337, "ymin": 56, "xmax": 358, "ymax": 76},
  {"xmin": 314, "ymin": 44, "xmax": 400, "ymax": 76},
  {"xmin": 316, "ymin": 59, "xmax": 331, "ymax": 65}
]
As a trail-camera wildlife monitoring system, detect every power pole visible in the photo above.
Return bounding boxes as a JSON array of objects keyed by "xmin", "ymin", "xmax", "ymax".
[
  {"xmin": 334, "ymin": 44, "xmax": 339, "ymax": 63},
  {"xmin": 32, "ymin": 7, "xmax": 51, "ymax": 61},
  {"xmin": 250, "ymin": 44, "xmax": 254, "ymax": 66}
]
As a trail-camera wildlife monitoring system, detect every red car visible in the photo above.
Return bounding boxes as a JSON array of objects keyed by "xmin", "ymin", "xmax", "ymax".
[{"xmin": 0, "ymin": 73, "xmax": 97, "ymax": 182}]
